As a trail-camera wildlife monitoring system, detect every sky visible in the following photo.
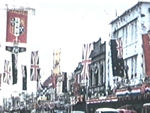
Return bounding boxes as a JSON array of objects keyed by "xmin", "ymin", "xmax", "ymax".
[
  {"xmin": 0, "ymin": 0, "xmax": 147, "ymax": 83},
  {"xmin": 29, "ymin": 0, "xmax": 139, "ymax": 82}
]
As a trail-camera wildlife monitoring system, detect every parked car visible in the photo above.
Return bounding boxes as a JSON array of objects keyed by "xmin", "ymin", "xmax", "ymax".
[
  {"xmin": 95, "ymin": 108, "xmax": 119, "ymax": 113},
  {"xmin": 71, "ymin": 111, "xmax": 85, "ymax": 113},
  {"xmin": 118, "ymin": 109, "xmax": 137, "ymax": 113},
  {"xmin": 142, "ymin": 103, "xmax": 150, "ymax": 113}
]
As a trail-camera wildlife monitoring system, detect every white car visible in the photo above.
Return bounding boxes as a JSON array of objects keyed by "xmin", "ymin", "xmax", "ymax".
[
  {"xmin": 95, "ymin": 108, "xmax": 119, "ymax": 113},
  {"xmin": 71, "ymin": 111, "xmax": 85, "ymax": 113}
]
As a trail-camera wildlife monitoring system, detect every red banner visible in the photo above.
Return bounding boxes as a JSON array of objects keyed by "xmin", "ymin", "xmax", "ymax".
[
  {"xmin": 6, "ymin": 10, "xmax": 28, "ymax": 43},
  {"xmin": 142, "ymin": 34, "xmax": 150, "ymax": 77}
]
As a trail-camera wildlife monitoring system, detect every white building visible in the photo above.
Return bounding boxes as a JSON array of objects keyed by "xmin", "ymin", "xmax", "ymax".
[
  {"xmin": 0, "ymin": 1, "xmax": 36, "ymax": 106},
  {"xmin": 109, "ymin": 1, "xmax": 150, "ymax": 88}
]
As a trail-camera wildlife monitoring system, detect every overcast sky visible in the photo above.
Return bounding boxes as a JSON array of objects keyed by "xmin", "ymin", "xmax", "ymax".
[
  {"xmin": 1, "ymin": 0, "xmax": 144, "ymax": 82},
  {"xmin": 30, "ymin": 0, "xmax": 139, "ymax": 82},
  {"xmin": 26, "ymin": 0, "xmax": 140, "ymax": 82}
]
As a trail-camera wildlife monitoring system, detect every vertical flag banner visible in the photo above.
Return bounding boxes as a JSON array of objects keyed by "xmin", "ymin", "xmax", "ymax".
[
  {"xmin": 6, "ymin": 10, "xmax": 28, "ymax": 43},
  {"xmin": 30, "ymin": 51, "xmax": 40, "ymax": 81},
  {"xmin": 81, "ymin": 43, "xmax": 93, "ymax": 84},
  {"xmin": 37, "ymin": 78, "xmax": 42, "ymax": 91},
  {"xmin": 62, "ymin": 72, "xmax": 67, "ymax": 93},
  {"xmin": 110, "ymin": 39, "xmax": 124, "ymax": 77},
  {"xmin": 142, "ymin": 34, "xmax": 150, "ymax": 77},
  {"xmin": 3, "ymin": 60, "xmax": 11, "ymax": 84},
  {"xmin": 12, "ymin": 54, "xmax": 18, "ymax": 84},
  {"xmin": 22, "ymin": 65, "xmax": 27, "ymax": 90},
  {"xmin": 53, "ymin": 49, "xmax": 61, "ymax": 76},
  {"xmin": 37, "ymin": 69, "xmax": 41, "ymax": 90},
  {"xmin": 51, "ymin": 75, "xmax": 57, "ymax": 88}
]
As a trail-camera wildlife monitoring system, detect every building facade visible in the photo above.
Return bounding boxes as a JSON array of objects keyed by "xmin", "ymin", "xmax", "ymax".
[
  {"xmin": 71, "ymin": 62, "xmax": 85, "ymax": 111},
  {"xmin": 108, "ymin": 1, "xmax": 150, "ymax": 112},
  {"xmin": 13, "ymin": 1, "xmax": 150, "ymax": 113},
  {"xmin": 73, "ymin": 2, "xmax": 150, "ymax": 113},
  {"xmin": 86, "ymin": 38, "xmax": 107, "ymax": 113},
  {"xmin": 110, "ymin": 1, "xmax": 150, "ymax": 89},
  {"xmin": 88, "ymin": 38, "xmax": 106, "ymax": 98}
]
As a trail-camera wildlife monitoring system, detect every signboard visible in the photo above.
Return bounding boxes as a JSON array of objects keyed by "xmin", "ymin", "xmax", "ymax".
[{"xmin": 6, "ymin": 10, "xmax": 28, "ymax": 43}]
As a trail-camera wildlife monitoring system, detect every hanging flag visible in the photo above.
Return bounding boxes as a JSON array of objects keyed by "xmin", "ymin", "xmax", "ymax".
[
  {"xmin": 53, "ymin": 49, "xmax": 61, "ymax": 75},
  {"xmin": 43, "ymin": 74, "xmax": 57, "ymax": 88},
  {"xmin": 21, "ymin": 65, "xmax": 27, "ymax": 90},
  {"xmin": 51, "ymin": 75, "xmax": 57, "ymax": 88},
  {"xmin": 3, "ymin": 60, "xmax": 11, "ymax": 84},
  {"xmin": 43, "ymin": 76, "xmax": 51, "ymax": 87},
  {"xmin": 142, "ymin": 34, "xmax": 150, "ymax": 77},
  {"xmin": 30, "ymin": 51, "xmax": 39, "ymax": 81},
  {"xmin": 62, "ymin": 72, "xmax": 67, "ymax": 93},
  {"xmin": 37, "ymin": 68, "xmax": 42, "ymax": 90},
  {"xmin": 110, "ymin": 39, "xmax": 124, "ymax": 77},
  {"xmin": 81, "ymin": 43, "xmax": 93, "ymax": 84},
  {"xmin": 12, "ymin": 53, "xmax": 18, "ymax": 84},
  {"xmin": 6, "ymin": 10, "xmax": 28, "ymax": 43},
  {"xmin": 37, "ymin": 80, "xmax": 42, "ymax": 91}
]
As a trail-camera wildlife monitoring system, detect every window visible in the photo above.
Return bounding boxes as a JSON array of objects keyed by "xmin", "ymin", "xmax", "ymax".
[{"xmin": 131, "ymin": 20, "xmax": 137, "ymax": 42}]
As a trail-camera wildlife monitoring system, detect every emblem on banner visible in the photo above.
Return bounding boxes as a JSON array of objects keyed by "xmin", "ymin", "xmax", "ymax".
[{"xmin": 10, "ymin": 17, "xmax": 25, "ymax": 37}]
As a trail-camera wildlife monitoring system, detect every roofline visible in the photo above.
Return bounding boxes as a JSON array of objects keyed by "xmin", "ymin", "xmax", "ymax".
[{"xmin": 110, "ymin": 1, "xmax": 150, "ymax": 24}]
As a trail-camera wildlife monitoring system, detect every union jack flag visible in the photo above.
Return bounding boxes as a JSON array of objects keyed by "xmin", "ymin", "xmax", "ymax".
[
  {"xmin": 81, "ymin": 43, "xmax": 93, "ymax": 85},
  {"xmin": 110, "ymin": 39, "xmax": 124, "ymax": 77},
  {"xmin": 116, "ymin": 38, "xmax": 123, "ymax": 58},
  {"xmin": 30, "ymin": 51, "xmax": 40, "ymax": 81},
  {"xmin": 3, "ymin": 60, "xmax": 11, "ymax": 84}
]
